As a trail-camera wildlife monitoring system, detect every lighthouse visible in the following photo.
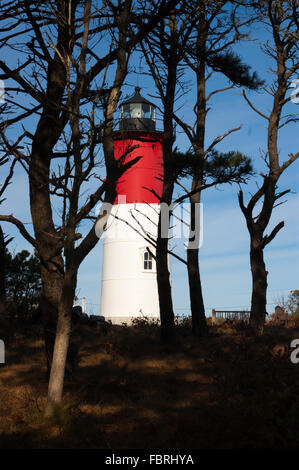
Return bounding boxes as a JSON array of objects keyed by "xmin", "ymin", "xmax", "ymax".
[{"xmin": 100, "ymin": 87, "xmax": 164, "ymax": 324}]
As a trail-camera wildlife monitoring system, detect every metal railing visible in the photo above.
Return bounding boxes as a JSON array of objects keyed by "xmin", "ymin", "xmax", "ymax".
[{"xmin": 211, "ymin": 309, "xmax": 250, "ymax": 324}]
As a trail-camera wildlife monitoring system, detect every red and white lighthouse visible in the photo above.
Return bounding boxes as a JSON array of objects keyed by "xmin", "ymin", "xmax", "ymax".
[{"xmin": 100, "ymin": 87, "xmax": 164, "ymax": 324}]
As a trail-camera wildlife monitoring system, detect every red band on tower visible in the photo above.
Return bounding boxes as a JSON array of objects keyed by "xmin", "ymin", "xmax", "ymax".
[{"xmin": 113, "ymin": 131, "xmax": 164, "ymax": 204}]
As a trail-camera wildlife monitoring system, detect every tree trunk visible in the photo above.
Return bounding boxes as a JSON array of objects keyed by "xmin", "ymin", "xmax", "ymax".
[
  {"xmin": 186, "ymin": 15, "xmax": 208, "ymax": 337},
  {"xmin": 44, "ymin": 269, "xmax": 76, "ymax": 417},
  {"xmin": 187, "ymin": 247, "xmax": 208, "ymax": 336},
  {"xmin": 0, "ymin": 225, "xmax": 6, "ymax": 315},
  {"xmin": 249, "ymin": 243, "xmax": 268, "ymax": 334},
  {"xmin": 156, "ymin": 209, "xmax": 175, "ymax": 344},
  {"xmin": 44, "ymin": 303, "xmax": 71, "ymax": 417},
  {"xmin": 187, "ymin": 186, "xmax": 208, "ymax": 336},
  {"xmin": 41, "ymin": 267, "xmax": 63, "ymax": 377}
]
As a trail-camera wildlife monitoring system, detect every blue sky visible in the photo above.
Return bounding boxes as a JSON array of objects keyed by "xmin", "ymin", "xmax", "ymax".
[{"xmin": 0, "ymin": 14, "xmax": 298, "ymax": 317}]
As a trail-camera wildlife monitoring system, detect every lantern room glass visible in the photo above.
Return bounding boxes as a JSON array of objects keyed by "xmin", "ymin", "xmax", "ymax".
[
  {"xmin": 130, "ymin": 102, "xmax": 142, "ymax": 118},
  {"xmin": 119, "ymin": 103, "xmax": 156, "ymax": 121},
  {"xmin": 120, "ymin": 104, "xmax": 130, "ymax": 119}
]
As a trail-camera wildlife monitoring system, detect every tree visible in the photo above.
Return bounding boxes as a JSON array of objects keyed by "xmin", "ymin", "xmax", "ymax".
[
  {"xmin": 140, "ymin": 7, "xmax": 199, "ymax": 342},
  {"xmin": 174, "ymin": 0, "xmax": 263, "ymax": 337},
  {"xmin": 142, "ymin": 0, "xmax": 261, "ymax": 339},
  {"xmin": 5, "ymin": 249, "xmax": 42, "ymax": 318},
  {"xmin": 0, "ymin": 0, "xmax": 177, "ymax": 416},
  {"xmin": 238, "ymin": 0, "xmax": 299, "ymax": 333}
]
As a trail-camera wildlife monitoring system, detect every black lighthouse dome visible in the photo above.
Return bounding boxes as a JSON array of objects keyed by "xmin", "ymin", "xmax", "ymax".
[{"xmin": 119, "ymin": 87, "xmax": 156, "ymax": 132}]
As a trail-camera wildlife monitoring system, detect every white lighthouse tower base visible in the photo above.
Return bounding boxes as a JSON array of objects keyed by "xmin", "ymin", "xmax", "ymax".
[{"xmin": 100, "ymin": 203, "xmax": 160, "ymax": 325}]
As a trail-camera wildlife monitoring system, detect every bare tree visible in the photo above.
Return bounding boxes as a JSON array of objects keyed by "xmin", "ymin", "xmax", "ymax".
[
  {"xmin": 0, "ymin": 0, "xmax": 177, "ymax": 416},
  {"xmin": 238, "ymin": 0, "xmax": 299, "ymax": 333}
]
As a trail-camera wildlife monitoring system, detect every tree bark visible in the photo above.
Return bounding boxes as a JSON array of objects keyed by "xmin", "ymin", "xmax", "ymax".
[
  {"xmin": 40, "ymin": 266, "xmax": 63, "ymax": 377},
  {"xmin": 44, "ymin": 268, "xmax": 76, "ymax": 417},
  {"xmin": 249, "ymin": 242, "xmax": 268, "ymax": 334},
  {"xmin": 239, "ymin": 175, "xmax": 280, "ymax": 333},
  {"xmin": 156, "ymin": 215, "xmax": 175, "ymax": 343},
  {"xmin": 187, "ymin": 246, "xmax": 207, "ymax": 336},
  {"xmin": 187, "ymin": 174, "xmax": 207, "ymax": 336}
]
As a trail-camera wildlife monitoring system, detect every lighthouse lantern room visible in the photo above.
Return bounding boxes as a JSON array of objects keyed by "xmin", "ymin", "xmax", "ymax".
[
  {"xmin": 119, "ymin": 86, "xmax": 156, "ymax": 132},
  {"xmin": 100, "ymin": 87, "xmax": 164, "ymax": 324}
]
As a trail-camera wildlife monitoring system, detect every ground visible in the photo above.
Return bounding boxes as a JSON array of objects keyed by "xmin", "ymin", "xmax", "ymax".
[{"xmin": 0, "ymin": 318, "xmax": 298, "ymax": 449}]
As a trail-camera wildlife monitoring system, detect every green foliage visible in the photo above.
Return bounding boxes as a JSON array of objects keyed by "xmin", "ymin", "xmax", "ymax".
[
  {"xmin": 168, "ymin": 149, "xmax": 254, "ymax": 186},
  {"xmin": 5, "ymin": 249, "xmax": 42, "ymax": 319},
  {"xmin": 205, "ymin": 150, "xmax": 254, "ymax": 184},
  {"xmin": 208, "ymin": 51, "xmax": 265, "ymax": 90}
]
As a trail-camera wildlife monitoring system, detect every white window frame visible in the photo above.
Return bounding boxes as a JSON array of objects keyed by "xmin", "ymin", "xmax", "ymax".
[{"xmin": 141, "ymin": 248, "xmax": 155, "ymax": 272}]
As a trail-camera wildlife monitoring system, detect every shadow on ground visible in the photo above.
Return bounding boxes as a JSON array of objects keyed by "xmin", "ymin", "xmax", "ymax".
[{"xmin": 0, "ymin": 321, "xmax": 298, "ymax": 449}]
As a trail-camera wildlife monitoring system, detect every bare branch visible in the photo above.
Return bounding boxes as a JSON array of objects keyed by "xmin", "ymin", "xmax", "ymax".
[
  {"xmin": 262, "ymin": 221, "xmax": 284, "ymax": 248},
  {"xmin": 206, "ymin": 84, "xmax": 234, "ymax": 102},
  {"xmin": 242, "ymin": 90, "xmax": 269, "ymax": 120},
  {"xmin": 279, "ymin": 152, "xmax": 299, "ymax": 174},
  {"xmin": 205, "ymin": 126, "xmax": 242, "ymax": 154},
  {"xmin": 0, "ymin": 214, "xmax": 37, "ymax": 248},
  {"xmin": 0, "ymin": 158, "xmax": 17, "ymax": 199}
]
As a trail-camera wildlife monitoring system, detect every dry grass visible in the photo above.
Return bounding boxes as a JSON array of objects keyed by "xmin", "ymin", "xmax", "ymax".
[{"xmin": 0, "ymin": 319, "xmax": 299, "ymax": 449}]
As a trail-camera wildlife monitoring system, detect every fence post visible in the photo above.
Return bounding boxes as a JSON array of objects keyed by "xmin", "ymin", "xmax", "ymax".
[{"xmin": 212, "ymin": 309, "xmax": 216, "ymax": 325}]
